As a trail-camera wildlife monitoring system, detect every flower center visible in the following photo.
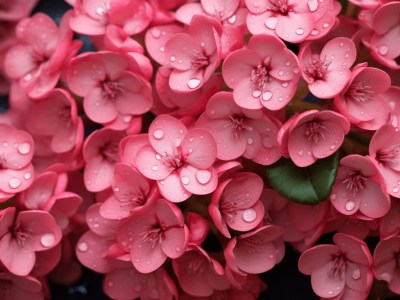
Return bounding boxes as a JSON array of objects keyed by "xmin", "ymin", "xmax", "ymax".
[
  {"xmin": 328, "ymin": 254, "xmax": 346, "ymax": 280},
  {"xmin": 163, "ymin": 149, "xmax": 184, "ymax": 169},
  {"xmin": 227, "ymin": 115, "xmax": 252, "ymax": 139},
  {"xmin": 101, "ymin": 142, "xmax": 119, "ymax": 163},
  {"xmin": 56, "ymin": 105, "xmax": 72, "ymax": 127},
  {"xmin": 342, "ymin": 172, "xmax": 366, "ymax": 196},
  {"xmin": 191, "ymin": 50, "xmax": 210, "ymax": 69},
  {"xmin": 346, "ymin": 80, "xmax": 375, "ymax": 102},
  {"xmin": 95, "ymin": 1, "xmax": 111, "ymax": 17},
  {"xmin": 187, "ymin": 252, "xmax": 207, "ymax": 274},
  {"xmin": 268, "ymin": 0, "xmax": 289, "ymax": 14},
  {"xmin": 12, "ymin": 223, "xmax": 31, "ymax": 247},
  {"xmin": 305, "ymin": 121, "xmax": 325, "ymax": 143},
  {"xmin": 140, "ymin": 223, "xmax": 166, "ymax": 248},
  {"xmin": 118, "ymin": 191, "xmax": 146, "ymax": 207},
  {"xmin": 377, "ymin": 145, "xmax": 400, "ymax": 165},
  {"xmin": 102, "ymin": 81, "xmax": 123, "ymax": 100},
  {"xmin": 251, "ymin": 64, "xmax": 270, "ymax": 90},
  {"xmin": 303, "ymin": 57, "xmax": 331, "ymax": 82}
]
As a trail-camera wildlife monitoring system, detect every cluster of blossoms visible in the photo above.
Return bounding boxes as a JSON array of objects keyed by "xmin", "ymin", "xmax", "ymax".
[{"xmin": 1, "ymin": 0, "xmax": 400, "ymax": 299}]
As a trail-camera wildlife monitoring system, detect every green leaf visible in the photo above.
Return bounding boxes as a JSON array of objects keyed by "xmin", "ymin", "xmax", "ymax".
[{"xmin": 266, "ymin": 152, "xmax": 339, "ymax": 205}]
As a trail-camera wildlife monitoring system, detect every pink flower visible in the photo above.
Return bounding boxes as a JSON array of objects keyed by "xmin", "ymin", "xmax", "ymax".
[
  {"xmin": 67, "ymin": 51, "xmax": 153, "ymax": 129},
  {"xmin": 69, "ymin": 0, "xmax": 152, "ymax": 37},
  {"xmin": 0, "ymin": 124, "xmax": 34, "ymax": 202},
  {"xmin": 278, "ymin": 110, "xmax": 350, "ymax": 167},
  {"xmin": 245, "ymin": 0, "xmax": 340, "ymax": 43},
  {"xmin": 209, "ymin": 172, "xmax": 265, "ymax": 238},
  {"xmin": 334, "ymin": 64, "xmax": 391, "ymax": 130},
  {"xmin": 224, "ymin": 225, "xmax": 284, "ymax": 275},
  {"xmin": 369, "ymin": 124, "xmax": 400, "ymax": 198},
  {"xmin": 172, "ymin": 245, "xmax": 231, "ymax": 297},
  {"xmin": 299, "ymin": 37, "xmax": 357, "ymax": 98},
  {"xmin": 196, "ymin": 91, "xmax": 282, "ymax": 164},
  {"xmin": 0, "ymin": 271, "xmax": 43, "ymax": 300},
  {"xmin": 186, "ymin": 212, "xmax": 209, "ymax": 246},
  {"xmin": 0, "ymin": 207, "xmax": 62, "ymax": 276},
  {"xmin": 4, "ymin": 13, "xmax": 82, "ymax": 98},
  {"xmin": 379, "ymin": 198, "xmax": 400, "ymax": 239},
  {"xmin": 103, "ymin": 264, "xmax": 177, "ymax": 300},
  {"xmin": 298, "ymin": 233, "xmax": 373, "ymax": 299},
  {"xmin": 99, "ymin": 163, "xmax": 156, "ymax": 220},
  {"xmin": 222, "ymin": 34, "xmax": 300, "ymax": 110},
  {"xmin": 26, "ymin": 88, "xmax": 84, "ymax": 154},
  {"xmin": 383, "ymin": 86, "xmax": 400, "ymax": 128},
  {"xmin": 117, "ymin": 198, "xmax": 189, "ymax": 273},
  {"xmin": 373, "ymin": 235, "xmax": 400, "ymax": 294},
  {"xmin": 368, "ymin": 2, "xmax": 400, "ymax": 69},
  {"xmin": 164, "ymin": 15, "xmax": 222, "ymax": 92},
  {"xmin": 83, "ymin": 128, "xmax": 125, "ymax": 192},
  {"xmin": 330, "ymin": 154, "xmax": 390, "ymax": 219},
  {"xmin": 135, "ymin": 115, "xmax": 218, "ymax": 203}
]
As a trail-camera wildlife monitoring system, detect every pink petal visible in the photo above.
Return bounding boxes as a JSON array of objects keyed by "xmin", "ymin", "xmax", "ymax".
[
  {"xmin": 158, "ymin": 171, "xmax": 191, "ymax": 203},
  {"xmin": 201, "ymin": 0, "xmax": 239, "ymax": 20},
  {"xmin": 233, "ymin": 79, "xmax": 264, "ymax": 110},
  {"xmin": 179, "ymin": 166, "xmax": 218, "ymax": 195},
  {"xmin": 309, "ymin": 69, "xmax": 351, "ymax": 99},
  {"xmin": 135, "ymin": 145, "xmax": 174, "ymax": 180},
  {"xmin": 209, "ymin": 203, "xmax": 231, "ymax": 238},
  {"xmin": 275, "ymin": 13, "xmax": 314, "ymax": 43},
  {"xmin": 175, "ymin": 3, "xmax": 205, "ymax": 24},
  {"xmin": 321, "ymin": 37, "xmax": 356, "ymax": 71},
  {"xmin": 131, "ymin": 239, "xmax": 167, "ymax": 273},
  {"xmin": 165, "ymin": 33, "xmax": 201, "ymax": 70},
  {"xmin": 182, "ymin": 128, "xmax": 216, "ymax": 169},
  {"xmin": 298, "ymin": 244, "xmax": 339, "ymax": 275},
  {"xmin": 84, "ymin": 156, "xmax": 114, "ymax": 192},
  {"xmin": 311, "ymin": 120, "xmax": 346, "ymax": 158},
  {"xmin": 334, "ymin": 233, "xmax": 372, "ymax": 266},
  {"xmin": 311, "ymin": 260, "xmax": 345, "ymax": 298},
  {"xmin": 0, "ymin": 165, "xmax": 34, "ymax": 194},
  {"xmin": 169, "ymin": 68, "xmax": 205, "ymax": 93},
  {"xmin": 359, "ymin": 181, "xmax": 390, "ymax": 218},
  {"xmin": 226, "ymin": 201, "xmax": 265, "ymax": 232},
  {"xmin": 83, "ymin": 87, "xmax": 118, "ymax": 123},
  {"xmin": 287, "ymin": 124, "xmax": 316, "ymax": 167},
  {"xmin": 161, "ymin": 226, "xmax": 188, "ymax": 258},
  {"xmin": 345, "ymin": 262, "xmax": 372, "ymax": 292}
]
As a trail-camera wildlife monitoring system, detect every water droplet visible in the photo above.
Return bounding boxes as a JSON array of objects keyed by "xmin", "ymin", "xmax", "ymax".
[
  {"xmin": 247, "ymin": 138, "xmax": 253, "ymax": 145},
  {"xmin": 331, "ymin": 193, "xmax": 337, "ymax": 200},
  {"xmin": 200, "ymin": 42, "xmax": 205, "ymax": 48},
  {"xmin": 281, "ymin": 82, "xmax": 289, "ymax": 88},
  {"xmin": 23, "ymin": 73, "xmax": 33, "ymax": 82},
  {"xmin": 151, "ymin": 28, "xmax": 161, "ymax": 38},
  {"xmin": 345, "ymin": 53, "xmax": 349, "ymax": 58},
  {"xmin": 159, "ymin": 47, "xmax": 165, "ymax": 52},
  {"xmin": 278, "ymin": 70, "xmax": 284, "ymax": 76},
  {"xmin": 298, "ymin": 150, "xmax": 304, "ymax": 156},
  {"xmin": 293, "ymin": 67, "xmax": 299, "ymax": 73},
  {"xmin": 345, "ymin": 201, "xmax": 356, "ymax": 211},
  {"xmin": 123, "ymin": 115, "xmax": 132, "ymax": 123},
  {"xmin": 323, "ymin": 23, "xmax": 329, "ymax": 28},
  {"xmin": 187, "ymin": 78, "xmax": 201, "ymax": 89},
  {"xmin": 155, "ymin": 154, "xmax": 161, "ymax": 160},
  {"xmin": 175, "ymin": 247, "xmax": 181, "ymax": 252},
  {"xmin": 262, "ymin": 91, "xmax": 272, "ymax": 101},
  {"xmin": 308, "ymin": 0, "xmax": 319, "ymax": 11},
  {"xmin": 252, "ymin": 90, "xmax": 261, "ymax": 98},
  {"xmin": 41, "ymin": 233, "xmax": 56, "ymax": 247},
  {"xmin": 151, "ymin": 165, "xmax": 159, "ymax": 171},
  {"xmin": 242, "ymin": 208, "xmax": 257, "ymax": 222},
  {"xmin": 78, "ymin": 242, "xmax": 88, "ymax": 252},
  {"xmin": 378, "ymin": 45, "xmax": 389, "ymax": 56},
  {"xmin": 296, "ymin": 28, "xmax": 304, "ymax": 35},
  {"xmin": 2, "ymin": 142, "xmax": 7, "ymax": 147},
  {"xmin": 311, "ymin": 29, "xmax": 319, "ymax": 36},
  {"xmin": 169, "ymin": 55, "xmax": 176, "ymax": 62},
  {"xmin": 393, "ymin": 187, "xmax": 399, "ymax": 193},
  {"xmin": 352, "ymin": 269, "xmax": 361, "ymax": 280},
  {"xmin": 328, "ymin": 290, "xmax": 333, "ymax": 295},
  {"xmin": 96, "ymin": 7, "xmax": 105, "ymax": 15},
  {"xmin": 265, "ymin": 16, "xmax": 278, "ymax": 29},
  {"xmin": 330, "ymin": 144, "xmax": 336, "ymax": 150},
  {"xmin": 153, "ymin": 129, "xmax": 164, "ymax": 139},
  {"xmin": 24, "ymin": 173, "xmax": 31, "ymax": 180},
  {"xmin": 196, "ymin": 170, "xmax": 212, "ymax": 184},
  {"xmin": 160, "ymin": 180, "xmax": 165, "ymax": 185},
  {"xmin": 9, "ymin": 178, "xmax": 21, "ymax": 189},
  {"xmin": 108, "ymin": 281, "xmax": 114, "ymax": 287},
  {"xmin": 181, "ymin": 176, "xmax": 190, "ymax": 185},
  {"xmin": 114, "ymin": 186, "xmax": 120, "ymax": 192},
  {"xmin": 228, "ymin": 15, "xmax": 237, "ymax": 24},
  {"xmin": 278, "ymin": 97, "xmax": 284, "ymax": 101},
  {"xmin": 339, "ymin": 42, "xmax": 344, "ymax": 47}
]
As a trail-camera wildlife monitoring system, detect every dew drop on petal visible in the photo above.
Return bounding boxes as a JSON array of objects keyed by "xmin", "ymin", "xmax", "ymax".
[
  {"xmin": 242, "ymin": 208, "xmax": 257, "ymax": 222},
  {"xmin": 187, "ymin": 78, "xmax": 201, "ymax": 89},
  {"xmin": 23, "ymin": 73, "xmax": 33, "ymax": 82},
  {"xmin": 24, "ymin": 173, "xmax": 31, "ymax": 180},
  {"xmin": 252, "ymin": 90, "xmax": 261, "ymax": 98},
  {"xmin": 247, "ymin": 138, "xmax": 253, "ymax": 145},
  {"xmin": 328, "ymin": 290, "xmax": 333, "ymax": 295},
  {"xmin": 151, "ymin": 165, "xmax": 159, "ymax": 171},
  {"xmin": 114, "ymin": 186, "xmax": 120, "ymax": 192},
  {"xmin": 262, "ymin": 91, "xmax": 272, "ymax": 101},
  {"xmin": 345, "ymin": 53, "xmax": 349, "ymax": 58},
  {"xmin": 281, "ymin": 82, "xmax": 289, "ymax": 88},
  {"xmin": 393, "ymin": 187, "xmax": 399, "ymax": 193},
  {"xmin": 311, "ymin": 29, "xmax": 319, "ymax": 36},
  {"xmin": 345, "ymin": 201, "xmax": 356, "ymax": 211},
  {"xmin": 378, "ymin": 45, "xmax": 389, "ymax": 56},
  {"xmin": 169, "ymin": 55, "xmax": 176, "ymax": 62},
  {"xmin": 78, "ymin": 242, "xmax": 88, "ymax": 252},
  {"xmin": 123, "ymin": 115, "xmax": 132, "ymax": 123},
  {"xmin": 228, "ymin": 15, "xmax": 237, "ymax": 24},
  {"xmin": 295, "ymin": 28, "xmax": 304, "ymax": 35},
  {"xmin": 323, "ymin": 23, "xmax": 329, "ymax": 28},
  {"xmin": 196, "ymin": 170, "xmax": 212, "ymax": 184},
  {"xmin": 9, "ymin": 178, "xmax": 21, "ymax": 189},
  {"xmin": 108, "ymin": 281, "xmax": 114, "ymax": 287},
  {"xmin": 278, "ymin": 70, "xmax": 284, "ymax": 76},
  {"xmin": 308, "ymin": 0, "xmax": 318, "ymax": 11},
  {"xmin": 339, "ymin": 42, "xmax": 344, "ymax": 47},
  {"xmin": 159, "ymin": 47, "xmax": 165, "ymax": 52},
  {"xmin": 293, "ymin": 67, "xmax": 299, "ymax": 74},
  {"xmin": 352, "ymin": 269, "xmax": 361, "ymax": 280},
  {"xmin": 153, "ymin": 129, "xmax": 164, "ymax": 139},
  {"xmin": 2, "ymin": 142, "xmax": 7, "ymax": 147},
  {"xmin": 155, "ymin": 154, "xmax": 161, "ymax": 160},
  {"xmin": 175, "ymin": 247, "xmax": 181, "ymax": 252},
  {"xmin": 330, "ymin": 144, "xmax": 336, "ymax": 150},
  {"xmin": 265, "ymin": 16, "xmax": 278, "ymax": 29},
  {"xmin": 330, "ymin": 193, "xmax": 337, "ymax": 200},
  {"xmin": 40, "ymin": 233, "xmax": 56, "ymax": 247},
  {"xmin": 181, "ymin": 176, "xmax": 190, "ymax": 185},
  {"xmin": 151, "ymin": 28, "xmax": 161, "ymax": 38}
]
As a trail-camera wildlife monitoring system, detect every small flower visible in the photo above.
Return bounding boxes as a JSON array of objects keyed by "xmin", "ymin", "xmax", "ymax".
[
  {"xmin": 334, "ymin": 64, "xmax": 391, "ymax": 130},
  {"xmin": 135, "ymin": 114, "xmax": 218, "ymax": 203},
  {"xmin": 222, "ymin": 34, "xmax": 300, "ymax": 110},
  {"xmin": 298, "ymin": 233, "xmax": 373, "ymax": 299},
  {"xmin": 117, "ymin": 198, "xmax": 189, "ymax": 273},
  {"xmin": 278, "ymin": 110, "xmax": 350, "ymax": 167},
  {"xmin": 330, "ymin": 154, "xmax": 390, "ymax": 219},
  {"xmin": 0, "ymin": 207, "xmax": 62, "ymax": 276},
  {"xmin": 164, "ymin": 15, "xmax": 222, "ymax": 92},
  {"xmin": 299, "ymin": 37, "xmax": 356, "ymax": 98},
  {"xmin": 209, "ymin": 172, "xmax": 265, "ymax": 238}
]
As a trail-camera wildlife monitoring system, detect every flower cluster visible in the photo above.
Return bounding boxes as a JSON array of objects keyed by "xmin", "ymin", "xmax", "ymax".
[{"xmin": 1, "ymin": 0, "xmax": 400, "ymax": 299}]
